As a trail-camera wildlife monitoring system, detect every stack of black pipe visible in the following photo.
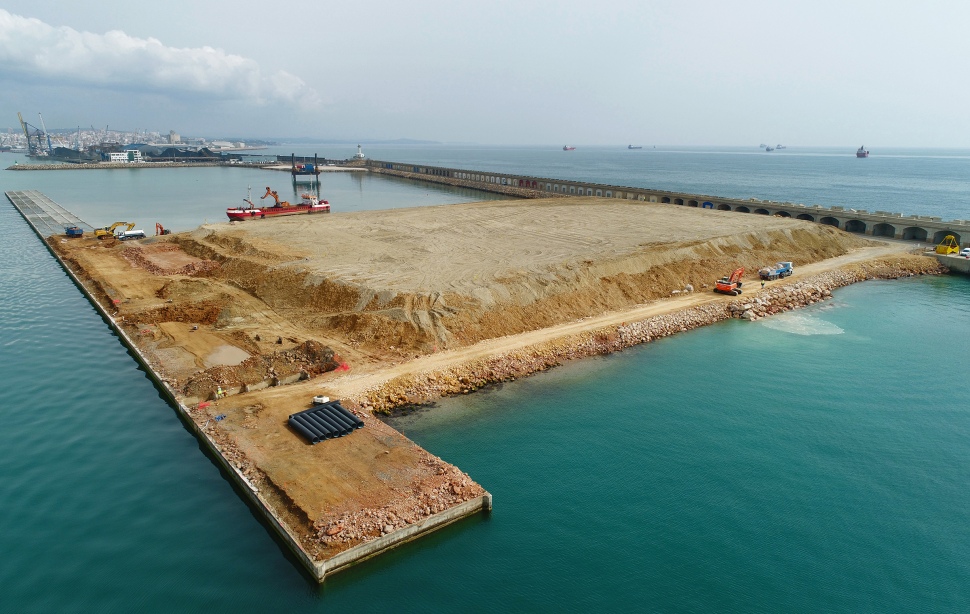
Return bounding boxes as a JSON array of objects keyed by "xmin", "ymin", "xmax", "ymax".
[{"xmin": 288, "ymin": 400, "xmax": 365, "ymax": 444}]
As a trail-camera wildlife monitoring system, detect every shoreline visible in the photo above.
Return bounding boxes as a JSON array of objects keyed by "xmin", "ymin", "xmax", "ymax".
[{"xmin": 328, "ymin": 253, "xmax": 943, "ymax": 414}]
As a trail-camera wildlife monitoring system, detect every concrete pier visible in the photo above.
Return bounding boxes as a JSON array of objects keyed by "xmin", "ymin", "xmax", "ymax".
[
  {"xmin": 4, "ymin": 190, "xmax": 491, "ymax": 583},
  {"xmin": 6, "ymin": 190, "xmax": 95, "ymax": 237}
]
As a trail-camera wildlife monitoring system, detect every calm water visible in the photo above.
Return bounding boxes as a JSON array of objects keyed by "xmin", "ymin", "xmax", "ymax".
[{"xmin": 2, "ymin": 148, "xmax": 970, "ymax": 612}]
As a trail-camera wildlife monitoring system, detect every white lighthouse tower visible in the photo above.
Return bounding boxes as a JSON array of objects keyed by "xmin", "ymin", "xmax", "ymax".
[{"xmin": 353, "ymin": 144, "xmax": 365, "ymax": 160}]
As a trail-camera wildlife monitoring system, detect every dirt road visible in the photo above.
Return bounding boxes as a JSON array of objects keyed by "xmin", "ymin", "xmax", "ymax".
[{"xmin": 320, "ymin": 241, "xmax": 917, "ymax": 401}]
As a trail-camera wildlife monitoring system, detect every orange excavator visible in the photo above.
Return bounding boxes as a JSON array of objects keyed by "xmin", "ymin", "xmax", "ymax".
[
  {"xmin": 714, "ymin": 267, "xmax": 744, "ymax": 295},
  {"xmin": 261, "ymin": 186, "xmax": 291, "ymax": 208},
  {"xmin": 155, "ymin": 222, "xmax": 171, "ymax": 236}
]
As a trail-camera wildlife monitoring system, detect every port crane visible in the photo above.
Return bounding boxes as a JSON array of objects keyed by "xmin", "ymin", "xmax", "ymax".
[{"xmin": 17, "ymin": 112, "xmax": 50, "ymax": 156}]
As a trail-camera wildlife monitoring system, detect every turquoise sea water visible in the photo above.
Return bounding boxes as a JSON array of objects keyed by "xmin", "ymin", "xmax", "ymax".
[{"xmin": 2, "ymin": 148, "xmax": 970, "ymax": 612}]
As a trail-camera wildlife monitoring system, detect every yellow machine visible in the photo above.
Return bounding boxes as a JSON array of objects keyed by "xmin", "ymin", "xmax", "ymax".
[
  {"xmin": 94, "ymin": 222, "xmax": 135, "ymax": 239},
  {"xmin": 936, "ymin": 235, "xmax": 959, "ymax": 255}
]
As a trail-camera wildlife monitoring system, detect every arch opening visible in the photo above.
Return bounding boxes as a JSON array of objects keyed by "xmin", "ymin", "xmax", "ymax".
[
  {"xmin": 872, "ymin": 223, "xmax": 896, "ymax": 238},
  {"xmin": 932, "ymin": 230, "xmax": 962, "ymax": 244},
  {"xmin": 902, "ymin": 227, "xmax": 928, "ymax": 241}
]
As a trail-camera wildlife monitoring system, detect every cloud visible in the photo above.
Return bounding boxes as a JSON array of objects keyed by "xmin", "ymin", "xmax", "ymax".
[{"xmin": 0, "ymin": 9, "xmax": 321, "ymax": 108}]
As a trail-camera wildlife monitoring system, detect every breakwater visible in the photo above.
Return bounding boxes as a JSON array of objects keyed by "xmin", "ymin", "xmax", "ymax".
[
  {"xmin": 363, "ymin": 254, "xmax": 943, "ymax": 414},
  {"xmin": 367, "ymin": 159, "xmax": 970, "ymax": 246}
]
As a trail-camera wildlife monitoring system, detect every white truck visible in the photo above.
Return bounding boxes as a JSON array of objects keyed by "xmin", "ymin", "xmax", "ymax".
[{"xmin": 116, "ymin": 229, "xmax": 146, "ymax": 241}]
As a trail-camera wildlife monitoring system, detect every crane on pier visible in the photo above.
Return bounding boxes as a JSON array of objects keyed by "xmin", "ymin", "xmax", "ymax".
[
  {"xmin": 37, "ymin": 113, "xmax": 53, "ymax": 155},
  {"xmin": 17, "ymin": 112, "xmax": 50, "ymax": 156}
]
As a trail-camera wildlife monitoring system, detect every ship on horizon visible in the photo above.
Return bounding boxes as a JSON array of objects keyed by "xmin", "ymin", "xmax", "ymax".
[
  {"xmin": 628, "ymin": 144, "xmax": 643, "ymax": 149},
  {"xmin": 563, "ymin": 145, "xmax": 576, "ymax": 151},
  {"xmin": 856, "ymin": 145, "xmax": 869, "ymax": 158}
]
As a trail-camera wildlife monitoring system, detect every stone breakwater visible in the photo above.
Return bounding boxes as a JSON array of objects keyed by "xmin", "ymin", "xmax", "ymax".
[
  {"xmin": 361, "ymin": 255, "xmax": 943, "ymax": 414},
  {"xmin": 371, "ymin": 166, "xmax": 562, "ymax": 199}
]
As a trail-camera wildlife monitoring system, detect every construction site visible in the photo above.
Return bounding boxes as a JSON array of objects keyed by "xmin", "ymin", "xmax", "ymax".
[{"xmin": 10, "ymin": 189, "xmax": 945, "ymax": 581}]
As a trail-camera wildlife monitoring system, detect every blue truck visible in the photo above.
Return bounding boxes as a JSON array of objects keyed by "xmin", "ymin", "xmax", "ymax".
[{"xmin": 759, "ymin": 261, "xmax": 793, "ymax": 280}]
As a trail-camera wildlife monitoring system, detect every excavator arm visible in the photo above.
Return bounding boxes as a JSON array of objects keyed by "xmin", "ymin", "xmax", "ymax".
[
  {"xmin": 729, "ymin": 267, "xmax": 745, "ymax": 284},
  {"xmin": 260, "ymin": 186, "xmax": 290, "ymax": 207},
  {"xmin": 94, "ymin": 221, "xmax": 135, "ymax": 239}
]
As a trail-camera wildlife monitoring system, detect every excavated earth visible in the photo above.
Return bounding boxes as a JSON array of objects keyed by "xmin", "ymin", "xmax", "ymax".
[{"xmin": 48, "ymin": 197, "xmax": 943, "ymax": 562}]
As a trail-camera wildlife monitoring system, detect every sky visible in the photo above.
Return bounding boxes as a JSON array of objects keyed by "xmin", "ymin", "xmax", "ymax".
[{"xmin": 1, "ymin": 0, "xmax": 968, "ymax": 147}]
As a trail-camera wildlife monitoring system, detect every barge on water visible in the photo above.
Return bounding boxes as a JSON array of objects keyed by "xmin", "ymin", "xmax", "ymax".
[{"xmin": 227, "ymin": 186, "xmax": 330, "ymax": 221}]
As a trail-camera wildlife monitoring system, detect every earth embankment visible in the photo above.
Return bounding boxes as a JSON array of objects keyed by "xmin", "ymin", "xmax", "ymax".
[{"xmin": 172, "ymin": 198, "xmax": 873, "ymax": 356}]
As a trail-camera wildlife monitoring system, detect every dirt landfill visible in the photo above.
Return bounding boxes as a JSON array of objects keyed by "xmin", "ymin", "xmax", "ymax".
[{"xmin": 47, "ymin": 197, "xmax": 944, "ymax": 563}]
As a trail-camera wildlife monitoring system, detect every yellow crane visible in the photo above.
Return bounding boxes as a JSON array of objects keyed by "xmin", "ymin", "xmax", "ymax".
[
  {"xmin": 936, "ymin": 235, "xmax": 959, "ymax": 255},
  {"xmin": 94, "ymin": 222, "xmax": 135, "ymax": 240}
]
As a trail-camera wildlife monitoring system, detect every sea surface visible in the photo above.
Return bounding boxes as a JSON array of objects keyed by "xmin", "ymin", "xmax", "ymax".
[{"xmin": 2, "ymin": 147, "xmax": 969, "ymax": 612}]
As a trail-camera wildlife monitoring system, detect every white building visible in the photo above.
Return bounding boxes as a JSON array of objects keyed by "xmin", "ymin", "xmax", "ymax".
[{"xmin": 108, "ymin": 150, "xmax": 144, "ymax": 163}]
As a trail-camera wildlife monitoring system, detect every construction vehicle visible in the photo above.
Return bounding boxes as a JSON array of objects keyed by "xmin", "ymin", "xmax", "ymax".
[
  {"xmin": 64, "ymin": 226, "xmax": 84, "ymax": 237},
  {"xmin": 261, "ymin": 186, "xmax": 291, "ymax": 208},
  {"xmin": 155, "ymin": 222, "xmax": 171, "ymax": 236},
  {"xmin": 936, "ymin": 235, "xmax": 960, "ymax": 255},
  {"xmin": 759, "ymin": 261, "xmax": 793, "ymax": 280},
  {"xmin": 714, "ymin": 267, "xmax": 744, "ymax": 295},
  {"xmin": 117, "ymin": 229, "xmax": 146, "ymax": 241},
  {"xmin": 94, "ymin": 222, "xmax": 135, "ymax": 240}
]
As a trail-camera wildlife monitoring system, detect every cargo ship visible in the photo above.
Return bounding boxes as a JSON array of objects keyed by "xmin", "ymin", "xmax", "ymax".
[
  {"xmin": 856, "ymin": 146, "xmax": 869, "ymax": 158},
  {"xmin": 563, "ymin": 145, "xmax": 576, "ymax": 151},
  {"xmin": 226, "ymin": 186, "xmax": 330, "ymax": 221},
  {"xmin": 628, "ymin": 145, "xmax": 643, "ymax": 149}
]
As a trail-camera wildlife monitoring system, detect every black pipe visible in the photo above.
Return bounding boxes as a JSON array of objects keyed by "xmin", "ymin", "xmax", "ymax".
[
  {"xmin": 288, "ymin": 417, "xmax": 318, "ymax": 444},
  {"xmin": 295, "ymin": 413, "xmax": 334, "ymax": 441},
  {"xmin": 298, "ymin": 413, "xmax": 336, "ymax": 439},
  {"xmin": 321, "ymin": 407, "xmax": 357, "ymax": 431},
  {"xmin": 312, "ymin": 411, "xmax": 350, "ymax": 437},
  {"xmin": 332, "ymin": 404, "xmax": 365, "ymax": 429}
]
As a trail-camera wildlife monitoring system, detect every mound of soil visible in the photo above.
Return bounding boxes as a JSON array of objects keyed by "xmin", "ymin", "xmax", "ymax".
[{"xmin": 173, "ymin": 199, "xmax": 873, "ymax": 354}]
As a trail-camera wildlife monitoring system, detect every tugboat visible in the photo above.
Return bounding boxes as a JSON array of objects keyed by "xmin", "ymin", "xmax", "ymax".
[
  {"xmin": 563, "ymin": 145, "xmax": 576, "ymax": 151},
  {"xmin": 856, "ymin": 145, "xmax": 869, "ymax": 158},
  {"xmin": 226, "ymin": 186, "xmax": 330, "ymax": 221},
  {"xmin": 765, "ymin": 146, "xmax": 775, "ymax": 152}
]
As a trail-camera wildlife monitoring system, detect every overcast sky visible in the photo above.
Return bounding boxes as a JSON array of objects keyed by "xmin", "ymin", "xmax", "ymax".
[{"xmin": 1, "ymin": 1, "xmax": 968, "ymax": 146}]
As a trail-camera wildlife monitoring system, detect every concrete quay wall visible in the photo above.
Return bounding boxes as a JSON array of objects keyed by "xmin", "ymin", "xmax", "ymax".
[
  {"xmin": 366, "ymin": 160, "xmax": 970, "ymax": 247},
  {"xmin": 936, "ymin": 253, "xmax": 970, "ymax": 274}
]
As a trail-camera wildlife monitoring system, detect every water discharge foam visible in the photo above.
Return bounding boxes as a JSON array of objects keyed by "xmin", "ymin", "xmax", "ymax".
[{"xmin": 758, "ymin": 311, "xmax": 845, "ymax": 335}]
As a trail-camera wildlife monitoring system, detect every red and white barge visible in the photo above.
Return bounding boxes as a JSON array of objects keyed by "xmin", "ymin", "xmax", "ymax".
[{"xmin": 227, "ymin": 186, "xmax": 330, "ymax": 221}]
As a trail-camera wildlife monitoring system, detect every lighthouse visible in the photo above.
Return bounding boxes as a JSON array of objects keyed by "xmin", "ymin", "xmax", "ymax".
[{"xmin": 353, "ymin": 144, "xmax": 365, "ymax": 160}]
